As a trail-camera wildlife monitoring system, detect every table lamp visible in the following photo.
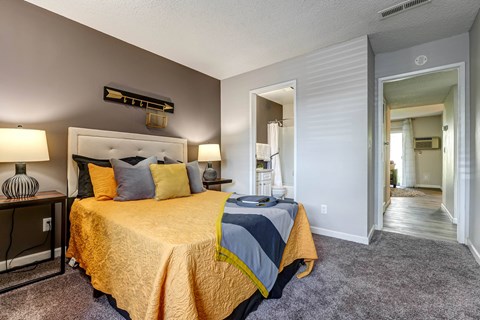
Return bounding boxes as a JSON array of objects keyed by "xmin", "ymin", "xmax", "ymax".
[
  {"xmin": 0, "ymin": 126, "xmax": 50, "ymax": 199},
  {"xmin": 198, "ymin": 144, "xmax": 221, "ymax": 181}
]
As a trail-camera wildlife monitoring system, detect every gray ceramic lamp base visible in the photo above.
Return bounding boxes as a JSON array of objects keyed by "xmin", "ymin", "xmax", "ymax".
[
  {"xmin": 203, "ymin": 163, "xmax": 217, "ymax": 181},
  {"xmin": 1, "ymin": 163, "xmax": 39, "ymax": 199}
]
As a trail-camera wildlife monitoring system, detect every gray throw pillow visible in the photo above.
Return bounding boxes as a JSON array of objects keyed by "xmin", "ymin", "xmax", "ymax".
[
  {"xmin": 164, "ymin": 156, "xmax": 206, "ymax": 194},
  {"xmin": 185, "ymin": 161, "xmax": 206, "ymax": 193},
  {"xmin": 110, "ymin": 156, "xmax": 157, "ymax": 201},
  {"xmin": 163, "ymin": 156, "xmax": 182, "ymax": 164}
]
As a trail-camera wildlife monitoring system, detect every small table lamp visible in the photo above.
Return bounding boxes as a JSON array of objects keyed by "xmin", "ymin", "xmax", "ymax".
[
  {"xmin": 0, "ymin": 126, "xmax": 50, "ymax": 199},
  {"xmin": 198, "ymin": 144, "xmax": 221, "ymax": 181}
]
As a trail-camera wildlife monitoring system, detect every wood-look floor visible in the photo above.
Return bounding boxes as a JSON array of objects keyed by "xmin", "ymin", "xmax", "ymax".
[{"xmin": 383, "ymin": 189, "xmax": 457, "ymax": 242}]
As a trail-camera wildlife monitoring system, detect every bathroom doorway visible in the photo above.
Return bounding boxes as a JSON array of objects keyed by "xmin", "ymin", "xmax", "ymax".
[{"xmin": 249, "ymin": 80, "xmax": 296, "ymax": 200}]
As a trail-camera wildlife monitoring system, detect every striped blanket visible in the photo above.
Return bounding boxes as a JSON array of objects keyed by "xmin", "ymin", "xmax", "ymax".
[{"xmin": 216, "ymin": 195, "xmax": 299, "ymax": 297}]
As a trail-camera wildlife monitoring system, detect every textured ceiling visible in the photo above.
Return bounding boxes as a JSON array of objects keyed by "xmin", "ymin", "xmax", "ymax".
[
  {"xmin": 384, "ymin": 69, "xmax": 458, "ymax": 109},
  {"xmin": 25, "ymin": 0, "xmax": 480, "ymax": 79}
]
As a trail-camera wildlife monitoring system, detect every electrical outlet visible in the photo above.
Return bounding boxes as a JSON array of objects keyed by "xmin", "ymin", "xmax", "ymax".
[
  {"xmin": 42, "ymin": 218, "xmax": 51, "ymax": 232},
  {"xmin": 320, "ymin": 205, "xmax": 328, "ymax": 214}
]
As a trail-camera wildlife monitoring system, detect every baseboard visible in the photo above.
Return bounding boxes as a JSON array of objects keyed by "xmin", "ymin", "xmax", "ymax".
[
  {"xmin": 467, "ymin": 239, "xmax": 480, "ymax": 266},
  {"xmin": 414, "ymin": 184, "xmax": 442, "ymax": 189},
  {"xmin": 441, "ymin": 203, "xmax": 457, "ymax": 224},
  {"xmin": 0, "ymin": 247, "xmax": 63, "ymax": 272},
  {"xmin": 311, "ymin": 226, "xmax": 369, "ymax": 245}
]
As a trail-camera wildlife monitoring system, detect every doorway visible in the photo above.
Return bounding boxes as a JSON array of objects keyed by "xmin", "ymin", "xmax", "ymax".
[
  {"xmin": 376, "ymin": 63, "xmax": 468, "ymax": 243},
  {"xmin": 249, "ymin": 80, "xmax": 296, "ymax": 199}
]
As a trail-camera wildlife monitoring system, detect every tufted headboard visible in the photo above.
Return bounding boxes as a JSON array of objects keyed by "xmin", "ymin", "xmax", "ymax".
[{"xmin": 67, "ymin": 127, "xmax": 187, "ymax": 197}]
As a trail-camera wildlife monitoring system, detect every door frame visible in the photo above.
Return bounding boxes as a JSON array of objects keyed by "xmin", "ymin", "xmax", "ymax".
[
  {"xmin": 375, "ymin": 62, "xmax": 468, "ymax": 243},
  {"xmin": 249, "ymin": 80, "xmax": 297, "ymax": 198}
]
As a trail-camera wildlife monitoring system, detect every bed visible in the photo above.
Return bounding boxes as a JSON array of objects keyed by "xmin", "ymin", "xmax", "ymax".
[{"xmin": 65, "ymin": 127, "xmax": 318, "ymax": 320}]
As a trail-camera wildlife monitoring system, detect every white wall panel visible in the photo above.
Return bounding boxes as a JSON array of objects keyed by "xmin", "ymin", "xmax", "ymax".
[
  {"xmin": 367, "ymin": 40, "xmax": 376, "ymax": 235},
  {"xmin": 443, "ymin": 86, "xmax": 456, "ymax": 216},
  {"xmin": 221, "ymin": 36, "xmax": 371, "ymax": 241},
  {"xmin": 469, "ymin": 12, "xmax": 480, "ymax": 253}
]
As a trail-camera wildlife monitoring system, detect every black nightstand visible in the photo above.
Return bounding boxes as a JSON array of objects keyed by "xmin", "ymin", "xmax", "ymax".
[
  {"xmin": 203, "ymin": 178, "xmax": 233, "ymax": 190},
  {"xmin": 0, "ymin": 191, "xmax": 66, "ymax": 294}
]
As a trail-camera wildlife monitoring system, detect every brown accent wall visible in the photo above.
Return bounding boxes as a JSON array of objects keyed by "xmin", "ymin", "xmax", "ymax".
[
  {"xmin": 0, "ymin": 0, "xmax": 220, "ymax": 261},
  {"xmin": 256, "ymin": 96, "xmax": 283, "ymax": 144}
]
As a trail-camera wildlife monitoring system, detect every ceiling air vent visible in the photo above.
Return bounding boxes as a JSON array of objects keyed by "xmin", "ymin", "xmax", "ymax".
[{"xmin": 379, "ymin": 0, "xmax": 432, "ymax": 19}]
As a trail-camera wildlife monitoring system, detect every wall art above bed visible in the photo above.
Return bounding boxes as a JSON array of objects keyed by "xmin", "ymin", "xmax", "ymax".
[
  {"xmin": 103, "ymin": 86, "xmax": 174, "ymax": 128},
  {"xmin": 103, "ymin": 86, "xmax": 174, "ymax": 113}
]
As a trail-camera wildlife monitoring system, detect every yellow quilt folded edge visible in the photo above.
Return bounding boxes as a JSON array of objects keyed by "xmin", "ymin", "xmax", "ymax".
[
  {"xmin": 215, "ymin": 193, "xmax": 269, "ymax": 298},
  {"xmin": 216, "ymin": 247, "xmax": 269, "ymax": 298}
]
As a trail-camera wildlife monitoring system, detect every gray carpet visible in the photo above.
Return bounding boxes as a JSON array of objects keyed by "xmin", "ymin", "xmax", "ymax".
[
  {"xmin": 0, "ymin": 258, "xmax": 63, "ymax": 291},
  {"xmin": 248, "ymin": 232, "xmax": 480, "ymax": 320},
  {"xmin": 0, "ymin": 267, "xmax": 123, "ymax": 320},
  {"xmin": 1, "ymin": 232, "xmax": 480, "ymax": 320}
]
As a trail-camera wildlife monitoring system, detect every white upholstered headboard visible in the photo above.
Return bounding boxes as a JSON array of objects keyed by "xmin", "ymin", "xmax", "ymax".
[{"xmin": 67, "ymin": 127, "xmax": 188, "ymax": 197}]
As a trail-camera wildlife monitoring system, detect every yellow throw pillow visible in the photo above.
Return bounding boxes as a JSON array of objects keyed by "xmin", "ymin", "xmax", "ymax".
[
  {"xmin": 149, "ymin": 163, "xmax": 191, "ymax": 201},
  {"xmin": 88, "ymin": 163, "xmax": 117, "ymax": 200}
]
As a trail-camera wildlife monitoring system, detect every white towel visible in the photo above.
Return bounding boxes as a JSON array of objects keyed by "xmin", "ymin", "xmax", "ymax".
[
  {"xmin": 256, "ymin": 143, "xmax": 271, "ymax": 161},
  {"xmin": 268, "ymin": 123, "xmax": 283, "ymax": 187}
]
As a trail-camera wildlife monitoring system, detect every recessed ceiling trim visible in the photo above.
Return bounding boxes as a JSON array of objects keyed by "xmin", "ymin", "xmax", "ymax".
[{"xmin": 379, "ymin": 0, "xmax": 432, "ymax": 20}]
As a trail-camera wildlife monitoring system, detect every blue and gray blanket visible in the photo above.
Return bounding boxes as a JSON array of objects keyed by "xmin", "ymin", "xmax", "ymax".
[{"xmin": 216, "ymin": 195, "xmax": 298, "ymax": 297}]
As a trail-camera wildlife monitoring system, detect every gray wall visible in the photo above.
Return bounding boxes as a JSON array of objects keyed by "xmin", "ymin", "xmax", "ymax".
[
  {"xmin": 0, "ymin": 0, "xmax": 220, "ymax": 261},
  {"xmin": 256, "ymin": 96, "xmax": 283, "ymax": 144},
  {"xmin": 376, "ymin": 33, "xmax": 470, "ymax": 80},
  {"xmin": 469, "ymin": 12, "xmax": 480, "ymax": 254},
  {"xmin": 412, "ymin": 116, "xmax": 443, "ymax": 188},
  {"xmin": 222, "ymin": 36, "xmax": 372, "ymax": 243},
  {"xmin": 443, "ymin": 86, "xmax": 457, "ymax": 216}
]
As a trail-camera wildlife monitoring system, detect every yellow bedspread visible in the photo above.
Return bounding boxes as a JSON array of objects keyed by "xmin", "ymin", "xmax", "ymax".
[{"xmin": 66, "ymin": 191, "xmax": 318, "ymax": 320}]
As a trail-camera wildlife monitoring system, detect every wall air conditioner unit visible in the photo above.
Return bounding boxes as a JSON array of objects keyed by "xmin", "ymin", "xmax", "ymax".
[{"xmin": 414, "ymin": 137, "xmax": 441, "ymax": 150}]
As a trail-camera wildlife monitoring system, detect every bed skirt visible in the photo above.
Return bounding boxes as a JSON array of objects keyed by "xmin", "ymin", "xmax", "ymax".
[{"xmin": 103, "ymin": 259, "xmax": 304, "ymax": 320}]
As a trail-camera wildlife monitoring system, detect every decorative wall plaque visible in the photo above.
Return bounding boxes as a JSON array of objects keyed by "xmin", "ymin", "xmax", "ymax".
[{"xmin": 103, "ymin": 86, "xmax": 174, "ymax": 113}]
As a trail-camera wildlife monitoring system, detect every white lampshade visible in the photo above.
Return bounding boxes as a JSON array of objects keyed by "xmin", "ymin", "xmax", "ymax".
[
  {"xmin": 198, "ymin": 144, "xmax": 221, "ymax": 162},
  {"xmin": 0, "ymin": 128, "xmax": 50, "ymax": 162}
]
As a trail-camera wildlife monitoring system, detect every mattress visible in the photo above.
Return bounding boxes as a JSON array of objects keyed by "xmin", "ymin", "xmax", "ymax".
[{"xmin": 66, "ymin": 190, "xmax": 317, "ymax": 320}]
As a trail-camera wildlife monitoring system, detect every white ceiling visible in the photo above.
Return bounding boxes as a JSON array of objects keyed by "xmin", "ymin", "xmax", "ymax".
[
  {"xmin": 390, "ymin": 104, "xmax": 444, "ymax": 121},
  {"xmin": 25, "ymin": 0, "xmax": 480, "ymax": 80},
  {"xmin": 384, "ymin": 69, "xmax": 458, "ymax": 109},
  {"xmin": 258, "ymin": 87, "xmax": 294, "ymax": 106}
]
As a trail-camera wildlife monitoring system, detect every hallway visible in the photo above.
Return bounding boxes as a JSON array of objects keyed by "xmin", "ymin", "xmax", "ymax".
[{"xmin": 383, "ymin": 189, "xmax": 457, "ymax": 242}]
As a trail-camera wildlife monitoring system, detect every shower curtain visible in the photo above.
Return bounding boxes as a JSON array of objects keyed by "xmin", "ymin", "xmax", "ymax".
[
  {"xmin": 401, "ymin": 118, "xmax": 416, "ymax": 188},
  {"xmin": 268, "ymin": 123, "xmax": 283, "ymax": 187}
]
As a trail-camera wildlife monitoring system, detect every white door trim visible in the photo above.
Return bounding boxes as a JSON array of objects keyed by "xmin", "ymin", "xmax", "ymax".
[
  {"xmin": 249, "ymin": 80, "xmax": 297, "ymax": 198},
  {"xmin": 375, "ymin": 62, "xmax": 468, "ymax": 244}
]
